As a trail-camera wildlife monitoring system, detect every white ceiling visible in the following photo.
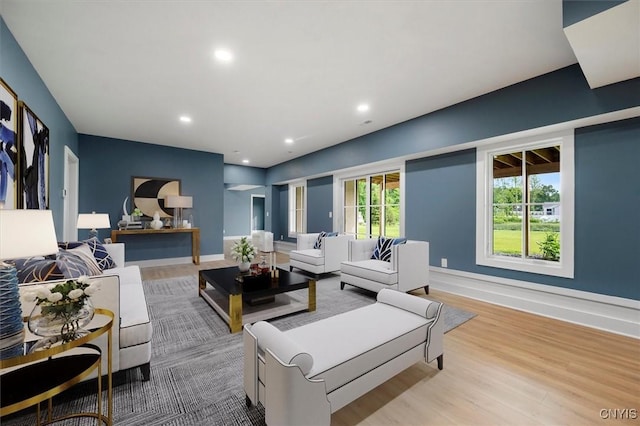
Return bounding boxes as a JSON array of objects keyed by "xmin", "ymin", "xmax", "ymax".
[{"xmin": 1, "ymin": 1, "xmax": 579, "ymax": 168}]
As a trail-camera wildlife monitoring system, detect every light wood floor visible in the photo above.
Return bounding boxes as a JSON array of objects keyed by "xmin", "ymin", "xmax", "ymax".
[{"xmin": 141, "ymin": 254, "xmax": 640, "ymax": 425}]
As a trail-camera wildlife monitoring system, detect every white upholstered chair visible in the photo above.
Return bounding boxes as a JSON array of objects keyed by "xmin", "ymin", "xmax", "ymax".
[
  {"xmin": 340, "ymin": 238, "xmax": 430, "ymax": 294},
  {"xmin": 289, "ymin": 233, "xmax": 354, "ymax": 275}
]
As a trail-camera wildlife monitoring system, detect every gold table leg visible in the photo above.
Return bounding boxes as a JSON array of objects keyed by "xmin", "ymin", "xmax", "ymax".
[
  {"xmin": 229, "ymin": 294, "xmax": 243, "ymax": 333},
  {"xmin": 198, "ymin": 275, "xmax": 206, "ymax": 296},
  {"xmin": 308, "ymin": 279, "xmax": 316, "ymax": 312}
]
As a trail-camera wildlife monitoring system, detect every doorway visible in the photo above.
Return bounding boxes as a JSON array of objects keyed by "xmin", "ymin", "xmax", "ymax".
[
  {"xmin": 251, "ymin": 195, "xmax": 265, "ymax": 231},
  {"xmin": 63, "ymin": 146, "xmax": 79, "ymax": 241}
]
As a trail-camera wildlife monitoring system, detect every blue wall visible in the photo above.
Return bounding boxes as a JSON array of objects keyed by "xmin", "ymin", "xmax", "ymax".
[
  {"xmin": 267, "ymin": 65, "xmax": 640, "ymax": 184},
  {"xmin": 406, "ymin": 149, "xmax": 477, "ymax": 269},
  {"xmin": 307, "ymin": 175, "xmax": 334, "ymax": 233},
  {"xmin": 0, "ymin": 18, "xmax": 78, "ymax": 238},
  {"xmin": 266, "ymin": 66, "xmax": 639, "ymax": 300},
  {"xmin": 406, "ymin": 118, "xmax": 640, "ymax": 300},
  {"xmin": 224, "ymin": 164, "xmax": 266, "ymax": 185},
  {"xmin": 78, "ymin": 134, "xmax": 224, "ymax": 261},
  {"xmin": 224, "ymin": 186, "xmax": 265, "ymax": 236}
]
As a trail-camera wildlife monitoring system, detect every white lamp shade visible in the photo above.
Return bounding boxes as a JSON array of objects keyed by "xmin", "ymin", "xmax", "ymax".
[
  {"xmin": 0, "ymin": 210, "xmax": 59, "ymax": 260},
  {"xmin": 165, "ymin": 195, "xmax": 193, "ymax": 209},
  {"xmin": 77, "ymin": 213, "xmax": 111, "ymax": 229}
]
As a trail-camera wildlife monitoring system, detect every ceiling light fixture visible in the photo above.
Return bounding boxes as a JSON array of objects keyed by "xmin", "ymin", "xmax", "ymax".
[
  {"xmin": 179, "ymin": 116, "xmax": 192, "ymax": 123},
  {"xmin": 285, "ymin": 138, "xmax": 294, "ymax": 144},
  {"xmin": 356, "ymin": 103, "xmax": 370, "ymax": 113},
  {"xmin": 214, "ymin": 49, "xmax": 234, "ymax": 62},
  {"xmin": 242, "ymin": 159, "xmax": 249, "ymax": 164}
]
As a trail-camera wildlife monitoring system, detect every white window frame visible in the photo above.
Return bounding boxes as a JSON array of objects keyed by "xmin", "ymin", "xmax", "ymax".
[
  {"xmin": 476, "ymin": 131, "xmax": 574, "ymax": 278},
  {"xmin": 288, "ymin": 181, "xmax": 306, "ymax": 237},
  {"xmin": 333, "ymin": 162, "xmax": 405, "ymax": 238}
]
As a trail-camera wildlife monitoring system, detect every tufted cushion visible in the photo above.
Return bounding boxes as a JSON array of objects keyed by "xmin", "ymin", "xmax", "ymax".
[
  {"xmin": 58, "ymin": 238, "xmax": 116, "ymax": 270},
  {"xmin": 13, "ymin": 258, "xmax": 64, "ymax": 283},
  {"xmin": 371, "ymin": 236, "xmax": 407, "ymax": 262}
]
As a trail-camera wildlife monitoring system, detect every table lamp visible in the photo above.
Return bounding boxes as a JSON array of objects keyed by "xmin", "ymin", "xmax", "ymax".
[
  {"xmin": 165, "ymin": 195, "xmax": 192, "ymax": 228},
  {"xmin": 77, "ymin": 212, "xmax": 111, "ymax": 239},
  {"xmin": 0, "ymin": 209, "xmax": 59, "ymax": 359}
]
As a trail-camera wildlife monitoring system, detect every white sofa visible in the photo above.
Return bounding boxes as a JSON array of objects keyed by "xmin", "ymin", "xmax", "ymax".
[
  {"xmin": 243, "ymin": 289, "xmax": 443, "ymax": 426},
  {"xmin": 17, "ymin": 243, "xmax": 152, "ymax": 380},
  {"xmin": 289, "ymin": 233, "xmax": 354, "ymax": 275},
  {"xmin": 340, "ymin": 239, "xmax": 430, "ymax": 294}
]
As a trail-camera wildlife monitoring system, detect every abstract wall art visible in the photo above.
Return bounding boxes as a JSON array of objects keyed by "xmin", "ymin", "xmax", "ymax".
[
  {"xmin": 0, "ymin": 78, "xmax": 18, "ymax": 209},
  {"xmin": 132, "ymin": 176, "xmax": 180, "ymax": 218},
  {"xmin": 19, "ymin": 101, "xmax": 49, "ymax": 210}
]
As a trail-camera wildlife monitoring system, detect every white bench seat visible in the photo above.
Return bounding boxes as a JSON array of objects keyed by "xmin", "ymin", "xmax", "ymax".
[{"xmin": 244, "ymin": 288, "xmax": 444, "ymax": 426}]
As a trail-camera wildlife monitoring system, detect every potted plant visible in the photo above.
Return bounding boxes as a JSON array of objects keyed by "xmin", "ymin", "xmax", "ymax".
[{"xmin": 231, "ymin": 237, "xmax": 256, "ymax": 272}]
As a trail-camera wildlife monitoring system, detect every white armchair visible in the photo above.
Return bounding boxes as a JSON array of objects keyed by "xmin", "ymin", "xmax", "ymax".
[
  {"xmin": 289, "ymin": 233, "xmax": 354, "ymax": 275},
  {"xmin": 340, "ymin": 238, "xmax": 430, "ymax": 294}
]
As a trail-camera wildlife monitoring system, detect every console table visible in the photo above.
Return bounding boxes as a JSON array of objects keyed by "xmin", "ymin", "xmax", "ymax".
[
  {"xmin": 110, "ymin": 228, "xmax": 201, "ymax": 265},
  {"xmin": 0, "ymin": 308, "xmax": 114, "ymax": 425}
]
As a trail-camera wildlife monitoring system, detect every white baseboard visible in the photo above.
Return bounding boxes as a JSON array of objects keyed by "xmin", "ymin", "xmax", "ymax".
[
  {"xmin": 127, "ymin": 254, "xmax": 225, "ymax": 268},
  {"xmin": 429, "ymin": 267, "xmax": 640, "ymax": 339}
]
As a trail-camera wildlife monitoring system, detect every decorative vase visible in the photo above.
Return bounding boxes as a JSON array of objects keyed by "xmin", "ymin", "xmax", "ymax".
[
  {"xmin": 28, "ymin": 298, "xmax": 94, "ymax": 343},
  {"xmin": 150, "ymin": 211, "xmax": 163, "ymax": 230},
  {"xmin": 238, "ymin": 262, "xmax": 251, "ymax": 273}
]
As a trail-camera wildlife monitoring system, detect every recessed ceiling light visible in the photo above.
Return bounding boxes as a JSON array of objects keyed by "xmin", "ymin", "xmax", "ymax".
[
  {"xmin": 242, "ymin": 159, "xmax": 249, "ymax": 164},
  {"xmin": 356, "ymin": 103, "xmax": 370, "ymax": 113},
  {"xmin": 179, "ymin": 116, "xmax": 192, "ymax": 123},
  {"xmin": 285, "ymin": 138, "xmax": 294, "ymax": 144},
  {"xmin": 214, "ymin": 49, "xmax": 234, "ymax": 62}
]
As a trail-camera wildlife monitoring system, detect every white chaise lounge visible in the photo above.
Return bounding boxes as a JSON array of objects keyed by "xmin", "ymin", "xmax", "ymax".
[{"xmin": 243, "ymin": 289, "xmax": 443, "ymax": 426}]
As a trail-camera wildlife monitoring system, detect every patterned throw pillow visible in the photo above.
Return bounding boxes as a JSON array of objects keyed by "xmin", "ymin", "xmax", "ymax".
[
  {"xmin": 313, "ymin": 231, "xmax": 328, "ymax": 249},
  {"xmin": 13, "ymin": 257, "xmax": 64, "ymax": 283},
  {"xmin": 58, "ymin": 239, "xmax": 116, "ymax": 270},
  {"xmin": 56, "ymin": 250, "xmax": 101, "ymax": 278},
  {"xmin": 371, "ymin": 236, "xmax": 407, "ymax": 262},
  {"xmin": 67, "ymin": 245, "xmax": 103, "ymax": 276}
]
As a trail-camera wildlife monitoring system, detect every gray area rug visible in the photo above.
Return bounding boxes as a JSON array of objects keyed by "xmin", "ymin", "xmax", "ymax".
[{"xmin": 3, "ymin": 274, "xmax": 475, "ymax": 425}]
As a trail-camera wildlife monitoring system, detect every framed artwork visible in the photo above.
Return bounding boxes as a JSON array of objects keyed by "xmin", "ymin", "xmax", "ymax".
[
  {"xmin": 132, "ymin": 176, "xmax": 180, "ymax": 218},
  {"xmin": 19, "ymin": 101, "xmax": 49, "ymax": 210},
  {"xmin": 0, "ymin": 78, "xmax": 19, "ymax": 209}
]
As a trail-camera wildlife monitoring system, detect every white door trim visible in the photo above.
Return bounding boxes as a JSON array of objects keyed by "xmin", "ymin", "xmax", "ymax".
[{"xmin": 63, "ymin": 146, "xmax": 79, "ymax": 242}]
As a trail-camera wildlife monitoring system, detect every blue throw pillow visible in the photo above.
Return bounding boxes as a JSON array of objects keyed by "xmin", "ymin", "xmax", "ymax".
[
  {"xmin": 13, "ymin": 257, "xmax": 64, "ymax": 283},
  {"xmin": 313, "ymin": 231, "xmax": 327, "ymax": 249},
  {"xmin": 371, "ymin": 236, "xmax": 407, "ymax": 262}
]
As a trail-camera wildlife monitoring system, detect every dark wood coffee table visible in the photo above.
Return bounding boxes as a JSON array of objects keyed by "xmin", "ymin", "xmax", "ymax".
[{"xmin": 198, "ymin": 267, "xmax": 316, "ymax": 333}]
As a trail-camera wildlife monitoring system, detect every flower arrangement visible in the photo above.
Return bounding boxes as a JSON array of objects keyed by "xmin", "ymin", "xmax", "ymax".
[
  {"xmin": 231, "ymin": 237, "xmax": 256, "ymax": 263},
  {"xmin": 23, "ymin": 276, "xmax": 101, "ymax": 341},
  {"xmin": 132, "ymin": 207, "xmax": 142, "ymax": 220},
  {"xmin": 24, "ymin": 276, "xmax": 99, "ymax": 317}
]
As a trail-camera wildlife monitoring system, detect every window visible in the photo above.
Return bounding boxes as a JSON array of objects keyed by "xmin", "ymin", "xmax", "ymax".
[
  {"xmin": 342, "ymin": 170, "xmax": 401, "ymax": 239},
  {"xmin": 476, "ymin": 132, "xmax": 574, "ymax": 278},
  {"xmin": 288, "ymin": 182, "xmax": 306, "ymax": 237}
]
